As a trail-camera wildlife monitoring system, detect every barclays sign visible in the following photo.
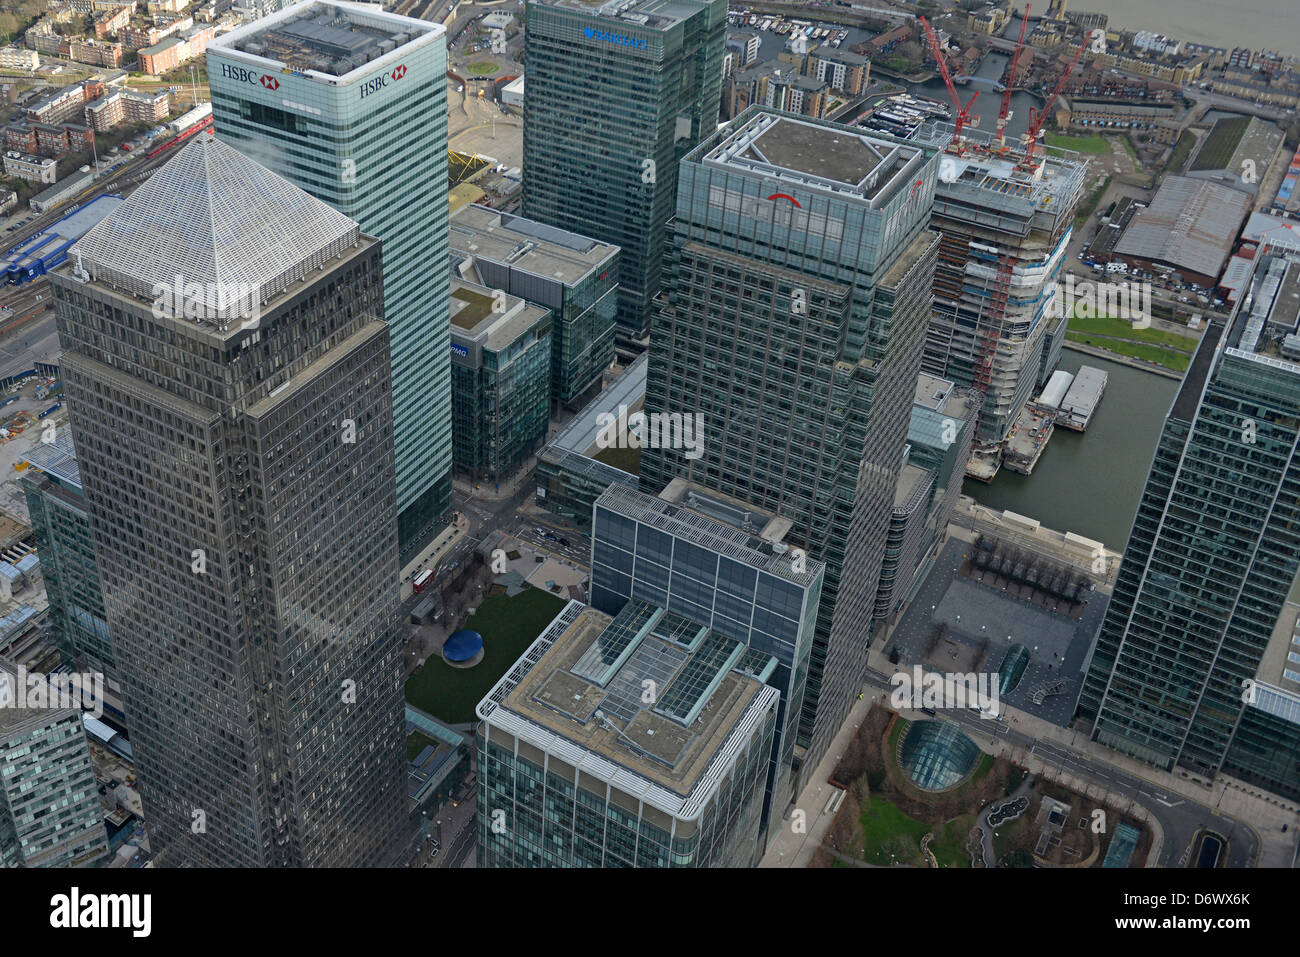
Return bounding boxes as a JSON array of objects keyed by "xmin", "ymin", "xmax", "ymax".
[{"xmin": 584, "ymin": 25, "xmax": 647, "ymax": 50}]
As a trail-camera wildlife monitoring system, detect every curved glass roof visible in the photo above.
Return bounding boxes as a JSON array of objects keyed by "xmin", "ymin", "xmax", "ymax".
[{"xmin": 898, "ymin": 720, "xmax": 981, "ymax": 792}]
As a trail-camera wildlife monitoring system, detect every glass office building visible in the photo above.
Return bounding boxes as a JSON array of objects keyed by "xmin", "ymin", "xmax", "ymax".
[
  {"xmin": 20, "ymin": 434, "xmax": 114, "ymax": 683},
  {"xmin": 476, "ymin": 601, "xmax": 778, "ymax": 867},
  {"xmin": 1079, "ymin": 243, "xmax": 1300, "ymax": 788},
  {"xmin": 522, "ymin": 0, "xmax": 726, "ymax": 342},
  {"xmin": 449, "ymin": 280, "xmax": 553, "ymax": 480},
  {"xmin": 589, "ymin": 481, "xmax": 824, "ymax": 847},
  {"xmin": 640, "ymin": 108, "xmax": 941, "ymax": 773},
  {"xmin": 208, "ymin": 2, "xmax": 451, "ymax": 561},
  {"xmin": 876, "ymin": 375, "xmax": 977, "ymax": 622},
  {"xmin": 450, "ymin": 204, "xmax": 619, "ymax": 409},
  {"xmin": 51, "ymin": 136, "xmax": 407, "ymax": 867},
  {"xmin": 0, "ymin": 665, "xmax": 108, "ymax": 868}
]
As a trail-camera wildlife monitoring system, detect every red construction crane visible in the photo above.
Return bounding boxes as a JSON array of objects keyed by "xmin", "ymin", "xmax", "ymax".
[
  {"xmin": 1019, "ymin": 32, "xmax": 1089, "ymax": 173},
  {"xmin": 995, "ymin": 3, "xmax": 1030, "ymax": 149},
  {"xmin": 920, "ymin": 17, "xmax": 979, "ymax": 153}
]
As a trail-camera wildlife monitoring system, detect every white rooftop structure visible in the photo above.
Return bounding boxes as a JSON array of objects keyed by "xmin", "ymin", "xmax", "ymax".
[{"xmin": 72, "ymin": 133, "xmax": 360, "ymax": 328}]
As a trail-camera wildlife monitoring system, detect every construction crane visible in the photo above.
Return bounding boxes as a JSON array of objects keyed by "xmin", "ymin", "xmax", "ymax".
[
  {"xmin": 1019, "ymin": 32, "xmax": 1090, "ymax": 174},
  {"xmin": 920, "ymin": 17, "xmax": 980, "ymax": 154},
  {"xmin": 995, "ymin": 3, "xmax": 1030, "ymax": 149}
]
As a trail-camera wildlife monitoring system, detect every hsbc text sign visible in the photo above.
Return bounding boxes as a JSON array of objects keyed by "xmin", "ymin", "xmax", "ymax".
[
  {"xmin": 360, "ymin": 64, "xmax": 408, "ymax": 99},
  {"xmin": 219, "ymin": 61, "xmax": 409, "ymax": 99},
  {"xmin": 219, "ymin": 63, "xmax": 280, "ymax": 89}
]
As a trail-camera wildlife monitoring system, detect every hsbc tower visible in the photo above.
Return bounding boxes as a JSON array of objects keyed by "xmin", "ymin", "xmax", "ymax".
[{"xmin": 209, "ymin": 2, "xmax": 451, "ymax": 562}]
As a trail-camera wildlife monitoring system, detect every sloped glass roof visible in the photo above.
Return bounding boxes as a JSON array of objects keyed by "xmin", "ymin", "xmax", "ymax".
[{"xmin": 74, "ymin": 132, "xmax": 360, "ymax": 329}]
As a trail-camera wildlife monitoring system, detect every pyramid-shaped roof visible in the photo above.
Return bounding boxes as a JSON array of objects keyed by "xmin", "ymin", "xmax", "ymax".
[{"xmin": 74, "ymin": 131, "xmax": 361, "ymax": 328}]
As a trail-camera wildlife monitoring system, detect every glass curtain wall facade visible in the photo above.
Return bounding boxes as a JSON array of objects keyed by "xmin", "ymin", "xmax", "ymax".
[
  {"xmin": 639, "ymin": 108, "xmax": 941, "ymax": 772},
  {"xmin": 449, "ymin": 204, "xmax": 620, "ymax": 408},
  {"xmin": 449, "ymin": 285, "xmax": 553, "ymax": 480},
  {"xmin": 21, "ymin": 453, "xmax": 114, "ymax": 682},
  {"xmin": 0, "ymin": 687, "xmax": 108, "ymax": 868},
  {"xmin": 1079, "ymin": 245, "xmax": 1300, "ymax": 782},
  {"xmin": 208, "ymin": 3, "xmax": 451, "ymax": 561},
  {"xmin": 522, "ymin": 0, "xmax": 726, "ymax": 342},
  {"xmin": 51, "ymin": 137, "xmax": 407, "ymax": 867},
  {"xmin": 475, "ymin": 602, "xmax": 778, "ymax": 868},
  {"xmin": 588, "ymin": 482, "xmax": 824, "ymax": 845}
]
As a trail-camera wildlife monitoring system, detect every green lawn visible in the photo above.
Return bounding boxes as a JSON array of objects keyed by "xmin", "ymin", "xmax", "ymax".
[
  {"xmin": 1068, "ymin": 313, "xmax": 1197, "ymax": 351},
  {"xmin": 927, "ymin": 813, "xmax": 977, "ymax": 868},
  {"xmin": 1074, "ymin": 175, "xmax": 1111, "ymax": 227},
  {"xmin": 1168, "ymin": 130, "xmax": 1197, "ymax": 172},
  {"xmin": 406, "ymin": 730, "xmax": 438, "ymax": 762},
  {"xmin": 859, "ymin": 794, "xmax": 931, "ymax": 866},
  {"xmin": 1044, "ymin": 132, "xmax": 1111, "ymax": 155},
  {"xmin": 404, "ymin": 587, "xmax": 568, "ymax": 723},
  {"xmin": 1065, "ymin": 332, "xmax": 1191, "ymax": 372},
  {"xmin": 592, "ymin": 442, "xmax": 642, "ymax": 475},
  {"xmin": 466, "ymin": 60, "xmax": 498, "ymax": 75}
]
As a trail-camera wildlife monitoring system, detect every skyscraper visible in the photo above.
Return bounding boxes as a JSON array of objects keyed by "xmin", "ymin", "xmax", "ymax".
[
  {"xmin": 1079, "ymin": 242, "xmax": 1300, "ymax": 788},
  {"xmin": 476, "ymin": 601, "xmax": 778, "ymax": 867},
  {"xmin": 0, "ymin": 664, "xmax": 108, "ymax": 868},
  {"xmin": 21, "ymin": 434, "xmax": 114, "ymax": 683},
  {"xmin": 589, "ymin": 480, "xmax": 825, "ymax": 846},
  {"xmin": 51, "ymin": 135, "xmax": 407, "ymax": 867},
  {"xmin": 522, "ymin": 0, "xmax": 726, "ymax": 343},
  {"xmin": 208, "ymin": 2, "xmax": 450, "ymax": 561},
  {"xmin": 916, "ymin": 123, "xmax": 1086, "ymax": 453},
  {"xmin": 640, "ymin": 108, "xmax": 941, "ymax": 775},
  {"xmin": 449, "ymin": 204, "xmax": 619, "ymax": 410}
]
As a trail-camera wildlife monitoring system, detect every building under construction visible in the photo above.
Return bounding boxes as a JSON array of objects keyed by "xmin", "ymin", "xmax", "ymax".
[{"xmin": 913, "ymin": 119, "xmax": 1086, "ymax": 448}]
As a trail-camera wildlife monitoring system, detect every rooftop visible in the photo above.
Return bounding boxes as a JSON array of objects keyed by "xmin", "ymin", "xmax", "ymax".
[
  {"xmin": 72, "ymin": 133, "xmax": 361, "ymax": 329},
  {"xmin": 450, "ymin": 204, "xmax": 618, "ymax": 288},
  {"xmin": 548, "ymin": 354, "xmax": 647, "ymax": 456},
  {"xmin": 449, "ymin": 278, "xmax": 550, "ymax": 351},
  {"xmin": 703, "ymin": 110, "xmax": 926, "ymax": 207},
  {"xmin": 597, "ymin": 480, "xmax": 823, "ymax": 587},
  {"xmin": 1114, "ymin": 174, "xmax": 1251, "ymax": 279},
  {"xmin": 537, "ymin": 0, "xmax": 710, "ymax": 30},
  {"xmin": 912, "ymin": 120, "xmax": 1087, "ymax": 210},
  {"xmin": 19, "ymin": 430, "xmax": 80, "ymax": 490},
  {"xmin": 209, "ymin": 0, "xmax": 441, "ymax": 84},
  {"xmin": 914, "ymin": 372, "xmax": 954, "ymax": 411},
  {"xmin": 483, "ymin": 601, "xmax": 776, "ymax": 805}
]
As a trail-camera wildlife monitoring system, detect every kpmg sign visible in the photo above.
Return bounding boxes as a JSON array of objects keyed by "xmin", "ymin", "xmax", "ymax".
[
  {"xmin": 583, "ymin": 25, "xmax": 647, "ymax": 49},
  {"xmin": 451, "ymin": 343, "xmax": 470, "ymax": 359}
]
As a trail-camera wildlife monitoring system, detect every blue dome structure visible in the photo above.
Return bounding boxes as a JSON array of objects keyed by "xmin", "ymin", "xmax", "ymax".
[{"xmin": 443, "ymin": 629, "xmax": 484, "ymax": 664}]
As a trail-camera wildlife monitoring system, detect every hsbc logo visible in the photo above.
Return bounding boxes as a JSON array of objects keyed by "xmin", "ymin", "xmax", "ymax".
[
  {"xmin": 219, "ymin": 62, "xmax": 281, "ymax": 89},
  {"xmin": 360, "ymin": 63, "xmax": 408, "ymax": 99}
]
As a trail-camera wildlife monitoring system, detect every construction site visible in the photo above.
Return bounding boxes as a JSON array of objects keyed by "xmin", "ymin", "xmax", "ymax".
[{"xmin": 907, "ymin": 19, "xmax": 1089, "ymax": 476}]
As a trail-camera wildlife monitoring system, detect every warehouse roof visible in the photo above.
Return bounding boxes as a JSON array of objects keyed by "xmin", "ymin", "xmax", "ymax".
[{"xmin": 1114, "ymin": 175, "xmax": 1251, "ymax": 280}]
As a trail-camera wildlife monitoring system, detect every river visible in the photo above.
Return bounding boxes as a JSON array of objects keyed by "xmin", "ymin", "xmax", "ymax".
[
  {"xmin": 963, "ymin": 349, "xmax": 1180, "ymax": 551},
  {"xmin": 1061, "ymin": 0, "xmax": 1300, "ymax": 59}
]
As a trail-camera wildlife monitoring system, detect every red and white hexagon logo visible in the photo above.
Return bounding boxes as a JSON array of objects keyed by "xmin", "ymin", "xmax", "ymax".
[
  {"xmin": 391, "ymin": 64, "xmax": 407, "ymax": 81},
  {"xmin": 260, "ymin": 75, "xmax": 280, "ymax": 91}
]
